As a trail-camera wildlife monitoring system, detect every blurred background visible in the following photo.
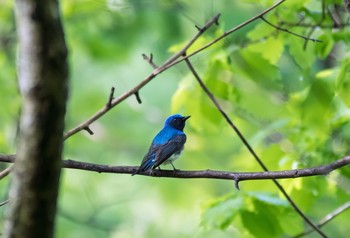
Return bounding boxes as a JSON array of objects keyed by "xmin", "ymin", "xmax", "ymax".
[{"xmin": 1, "ymin": 0, "xmax": 350, "ymax": 237}]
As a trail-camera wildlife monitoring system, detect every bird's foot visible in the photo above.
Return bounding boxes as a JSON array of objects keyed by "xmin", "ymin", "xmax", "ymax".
[
  {"xmin": 169, "ymin": 162, "xmax": 179, "ymax": 174},
  {"xmin": 172, "ymin": 168, "xmax": 179, "ymax": 175},
  {"xmin": 149, "ymin": 170, "xmax": 155, "ymax": 176}
]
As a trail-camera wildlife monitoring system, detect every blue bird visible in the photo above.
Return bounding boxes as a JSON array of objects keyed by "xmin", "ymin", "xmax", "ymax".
[{"xmin": 133, "ymin": 114, "xmax": 190, "ymax": 175}]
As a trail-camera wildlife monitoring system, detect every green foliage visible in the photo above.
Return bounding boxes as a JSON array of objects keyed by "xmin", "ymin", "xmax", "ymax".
[
  {"xmin": 0, "ymin": 0, "xmax": 19, "ymax": 153},
  {"xmin": 336, "ymin": 59, "xmax": 350, "ymax": 107},
  {"xmin": 201, "ymin": 192, "xmax": 304, "ymax": 237},
  {"xmin": 1, "ymin": 0, "xmax": 350, "ymax": 237},
  {"xmin": 201, "ymin": 193, "xmax": 243, "ymax": 230},
  {"xmin": 170, "ymin": 0, "xmax": 350, "ymax": 237}
]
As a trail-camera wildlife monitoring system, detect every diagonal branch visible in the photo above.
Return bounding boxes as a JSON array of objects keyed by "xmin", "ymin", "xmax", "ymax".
[
  {"xmin": 260, "ymin": 16, "xmax": 322, "ymax": 42},
  {"xmin": 183, "ymin": 58, "xmax": 327, "ymax": 238},
  {"xmin": 0, "ymin": 154, "xmax": 349, "ymax": 181},
  {"xmin": 0, "ymin": 199, "xmax": 9, "ymax": 207},
  {"xmin": 293, "ymin": 201, "xmax": 350, "ymax": 238},
  {"xmin": 161, "ymin": 14, "xmax": 220, "ymax": 67},
  {"xmin": 0, "ymin": 165, "xmax": 12, "ymax": 179},
  {"xmin": 158, "ymin": 0, "xmax": 288, "ymax": 73},
  {"xmin": 62, "ymin": 1, "xmax": 328, "ymax": 235},
  {"xmin": 64, "ymin": 0, "xmax": 288, "ymax": 140},
  {"xmin": 63, "ymin": 13, "xmax": 221, "ymax": 140}
]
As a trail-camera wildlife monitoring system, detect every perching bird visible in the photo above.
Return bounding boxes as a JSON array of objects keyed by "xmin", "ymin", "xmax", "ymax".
[{"xmin": 133, "ymin": 114, "xmax": 190, "ymax": 175}]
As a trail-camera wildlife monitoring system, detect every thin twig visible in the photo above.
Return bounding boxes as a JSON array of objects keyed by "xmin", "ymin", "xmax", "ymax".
[
  {"xmin": 328, "ymin": 4, "xmax": 342, "ymax": 28},
  {"xmin": 161, "ymin": 14, "xmax": 221, "ymax": 66},
  {"xmin": 134, "ymin": 91, "xmax": 142, "ymax": 104},
  {"xmin": 64, "ymin": 1, "xmax": 287, "ymax": 140},
  {"xmin": 318, "ymin": 202, "xmax": 350, "ymax": 228},
  {"xmin": 183, "ymin": 58, "xmax": 327, "ymax": 238},
  {"xmin": 155, "ymin": 0, "xmax": 287, "ymax": 74},
  {"xmin": 0, "ymin": 165, "xmax": 12, "ymax": 179},
  {"xmin": 278, "ymin": 0, "xmax": 350, "ymax": 30},
  {"xmin": 0, "ymin": 154, "xmax": 349, "ymax": 181},
  {"xmin": 260, "ymin": 16, "xmax": 322, "ymax": 42},
  {"xmin": 63, "ymin": 13, "xmax": 222, "ymax": 140},
  {"xmin": 303, "ymin": 26, "xmax": 317, "ymax": 50},
  {"xmin": 345, "ymin": 0, "xmax": 350, "ymax": 15},
  {"xmin": 141, "ymin": 6, "xmax": 327, "ymax": 233},
  {"xmin": 142, "ymin": 53, "xmax": 157, "ymax": 69},
  {"xmin": 277, "ymin": 21, "xmax": 350, "ymax": 28},
  {"xmin": 293, "ymin": 202, "xmax": 350, "ymax": 238},
  {"xmin": 106, "ymin": 87, "xmax": 115, "ymax": 108},
  {"xmin": 83, "ymin": 126, "xmax": 94, "ymax": 135},
  {"xmin": 303, "ymin": 0, "xmax": 327, "ymax": 50},
  {"xmin": 322, "ymin": 0, "xmax": 326, "ymax": 20},
  {"xmin": 0, "ymin": 199, "xmax": 9, "ymax": 207}
]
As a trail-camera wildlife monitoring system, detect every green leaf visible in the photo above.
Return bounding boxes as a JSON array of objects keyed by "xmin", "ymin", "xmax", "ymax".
[
  {"xmin": 287, "ymin": 36, "xmax": 316, "ymax": 69},
  {"xmin": 247, "ymin": 192, "xmax": 288, "ymax": 206},
  {"xmin": 285, "ymin": 0, "xmax": 312, "ymax": 9},
  {"xmin": 241, "ymin": 210, "xmax": 281, "ymax": 238},
  {"xmin": 300, "ymin": 77, "xmax": 334, "ymax": 128},
  {"xmin": 241, "ymin": 193, "xmax": 303, "ymax": 237},
  {"xmin": 315, "ymin": 31, "xmax": 335, "ymax": 59},
  {"xmin": 233, "ymin": 49, "xmax": 282, "ymax": 90},
  {"xmin": 168, "ymin": 35, "xmax": 222, "ymax": 55},
  {"xmin": 171, "ymin": 75, "xmax": 222, "ymax": 133},
  {"xmin": 247, "ymin": 22, "xmax": 275, "ymax": 41},
  {"xmin": 260, "ymin": 145, "xmax": 286, "ymax": 171},
  {"xmin": 203, "ymin": 57, "xmax": 233, "ymax": 100},
  {"xmin": 336, "ymin": 59, "xmax": 350, "ymax": 107},
  {"xmin": 200, "ymin": 193, "xmax": 243, "ymax": 230},
  {"xmin": 277, "ymin": 208, "xmax": 304, "ymax": 236},
  {"xmin": 247, "ymin": 37, "xmax": 284, "ymax": 65}
]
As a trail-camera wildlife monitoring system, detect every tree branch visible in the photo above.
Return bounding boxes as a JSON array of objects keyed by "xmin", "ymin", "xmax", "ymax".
[
  {"xmin": 293, "ymin": 201, "xmax": 350, "ymax": 238},
  {"xmin": 0, "ymin": 199, "xmax": 9, "ymax": 207},
  {"xmin": 61, "ymin": 1, "xmax": 328, "ymax": 236},
  {"xmin": 159, "ymin": 0, "xmax": 288, "ymax": 73},
  {"xmin": 63, "ymin": 13, "xmax": 221, "ymax": 140},
  {"xmin": 183, "ymin": 58, "xmax": 327, "ymax": 237},
  {"xmin": 106, "ymin": 86, "xmax": 115, "ymax": 108},
  {"xmin": 141, "ymin": 7, "xmax": 327, "ymax": 233},
  {"xmin": 0, "ymin": 165, "xmax": 12, "ymax": 179},
  {"xmin": 0, "ymin": 154, "xmax": 349, "ymax": 182},
  {"xmin": 260, "ymin": 16, "xmax": 322, "ymax": 42},
  {"xmin": 134, "ymin": 91, "xmax": 142, "ymax": 104},
  {"xmin": 64, "ymin": 0, "xmax": 288, "ymax": 140}
]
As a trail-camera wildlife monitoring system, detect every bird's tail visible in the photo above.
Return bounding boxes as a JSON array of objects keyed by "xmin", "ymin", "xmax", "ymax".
[
  {"xmin": 131, "ymin": 158, "xmax": 155, "ymax": 176},
  {"xmin": 131, "ymin": 168, "xmax": 141, "ymax": 176}
]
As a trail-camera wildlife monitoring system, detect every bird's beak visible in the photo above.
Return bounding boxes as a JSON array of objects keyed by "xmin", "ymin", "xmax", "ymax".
[{"xmin": 183, "ymin": 116, "xmax": 191, "ymax": 121}]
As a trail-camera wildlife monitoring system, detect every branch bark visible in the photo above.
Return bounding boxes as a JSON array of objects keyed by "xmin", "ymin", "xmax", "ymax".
[
  {"xmin": 63, "ymin": 13, "xmax": 221, "ymax": 140},
  {"xmin": 0, "ymin": 155, "xmax": 349, "ymax": 182},
  {"xmin": 4, "ymin": 0, "xmax": 68, "ymax": 237},
  {"xmin": 63, "ymin": 0, "xmax": 290, "ymax": 140},
  {"xmin": 293, "ymin": 201, "xmax": 350, "ymax": 238},
  {"xmin": 144, "ymin": 37, "xmax": 326, "ymax": 236},
  {"xmin": 183, "ymin": 58, "xmax": 327, "ymax": 237}
]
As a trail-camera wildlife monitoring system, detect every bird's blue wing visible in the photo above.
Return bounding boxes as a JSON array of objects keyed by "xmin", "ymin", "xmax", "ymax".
[
  {"xmin": 152, "ymin": 134, "xmax": 186, "ymax": 169},
  {"xmin": 137, "ymin": 133, "xmax": 186, "ymax": 172},
  {"xmin": 137, "ymin": 147, "xmax": 158, "ymax": 172}
]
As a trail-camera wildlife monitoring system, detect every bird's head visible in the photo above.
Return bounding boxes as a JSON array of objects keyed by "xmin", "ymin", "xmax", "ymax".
[{"xmin": 165, "ymin": 114, "xmax": 191, "ymax": 131}]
